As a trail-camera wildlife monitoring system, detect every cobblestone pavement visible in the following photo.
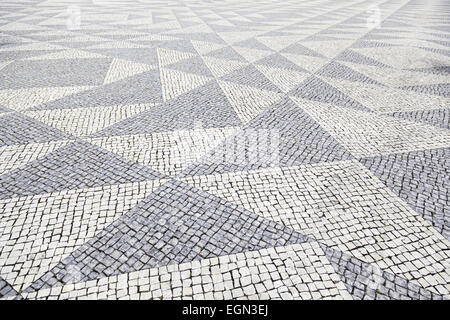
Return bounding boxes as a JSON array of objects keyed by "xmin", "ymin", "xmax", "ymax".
[{"xmin": 0, "ymin": 0, "xmax": 449, "ymax": 300}]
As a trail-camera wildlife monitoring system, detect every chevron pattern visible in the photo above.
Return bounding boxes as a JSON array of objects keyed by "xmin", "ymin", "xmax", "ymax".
[{"xmin": 0, "ymin": 0, "xmax": 449, "ymax": 300}]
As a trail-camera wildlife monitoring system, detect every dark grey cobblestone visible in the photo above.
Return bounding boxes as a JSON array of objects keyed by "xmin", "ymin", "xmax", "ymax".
[
  {"xmin": 32, "ymin": 70, "xmax": 163, "ymax": 111},
  {"xmin": 387, "ymin": 108, "xmax": 449, "ymax": 129},
  {"xmin": 322, "ymin": 245, "xmax": 446, "ymax": 300},
  {"xmin": 336, "ymin": 49, "xmax": 392, "ymax": 67},
  {"xmin": 0, "ymin": 277, "xmax": 21, "ymax": 299},
  {"xmin": 25, "ymin": 179, "xmax": 310, "ymax": 292},
  {"xmin": 0, "ymin": 50, "xmax": 61, "ymax": 62},
  {"xmin": 401, "ymin": 83, "xmax": 450, "ymax": 98},
  {"xmin": 360, "ymin": 147, "xmax": 450, "ymax": 239},
  {"xmin": 220, "ymin": 65, "xmax": 282, "ymax": 93},
  {"xmin": 409, "ymin": 66, "xmax": 450, "ymax": 76},
  {"xmin": 0, "ymin": 58, "xmax": 112, "ymax": 89},
  {"xmin": 94, "ymin": 81, "xmax": 242, "ymax": 137},
  {"xmin": 180, "ymin": 96, "xmax": 353, "ymax": 177},
  {"xmin": 0, "ymin": 140, "xmax": 165, "ymax": 199},
  {"xmin": 316, "ymin": 61, "xmax": 383, "ymax": 85},
  {"xmin": 0, "ymin": 112, "xmax": 73, "ymax": 146},
  {"xmin": 255, "ymin": 53, "xmax": 309, "ymax": 72},
  {"xmin": 289, "ymin": 75, "xmax": 372, "ymax": 112}
]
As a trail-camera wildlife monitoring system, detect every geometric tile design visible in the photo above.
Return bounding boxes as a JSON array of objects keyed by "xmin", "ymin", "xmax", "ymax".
[
  {"xmin": 160, "ymin": 69, "xmax": 212, "ymax": 101},
  {"xmin": 24, "ymin": 243, "xmax": 352, "ymax": 300},
  {"xmin": 0, "ymin": 140, "xmax": 72, "ymax": 175},
  {"xmin": 289, "ymin": 76, "xmax": 371, "ymax": 112},
  {"xmin": 103, "ymin": 58, "xmax": 156, "ymax": 85},
  {"xmin": 180, "ymin": 97, "xmax": 354, "ymax": 177},
  {"xmin": 181, "ymin": 160, "xmax": 450, "ymax": 296},
  {"xmin": 0, "ymin": 180, "xmax": 166, "ymax": 292},
  {"xmin": 93, "ymin": 81, "xmax": 242, "ymax": 136},
  {"xmin": 0, "ymin": 141, "xmax": 165, "ymax": 199},
  {"xmin": 324, "ymin": 77, "xmax": 450, "ymax": 113},
  {"xmin": 360, "ymin": 147, "xmax": 450, "ymax": 240},
  {"xmin": 0, "ymin": 112, "xmax": 73, "ymax": 146},
  {"xmin": 1, "ymin": 0, "xmax": 449, "ymax": 300},
  {"xmin": 292, "ymin": 98, "xmax": 450, "ymax": 157},
  {"xmin": 89, "ymin": 127, "xmax": 239, "ymax": 177},
  {"xmin": 248, "ymin": 97, "xmax": 354, "ymax": 167},
  {"xmin": 0, "ymin": 277, "xmax": 21, "ymax": 300},
  {"xmin": 219, "ymin": 65, "xmax": 282, "ymax": 93},
  {"xmin": 323, "ymin": 246, "xmax": 446, "ymax": 300},
  {"xmin": 0, "ymin": 58, "xmax": 111, "ymax": 89},
  {"xmin": 23, "ymin": 104, "xmax": 157, "ymax": 137},
  {"xmin": 315, "ymin": 61, "xmax": 383, "ymax": 86},
  {"xmin": 218, "ymin": 80, "xmax": 283, "ymax": 124},
  {"xmin": 387, "ymin": 108, "xmax": 450, "ymax": 129},
  {"xmin": 254, "ymin": 65, "xmax": 310, "ymax": 93},
  {"xmin": 25, "ymin": 180, "xmax": 309, "ymax": 292},
  {"xmin": 31, "ymin": 71, "xmax": 163, "ymax": 111}
]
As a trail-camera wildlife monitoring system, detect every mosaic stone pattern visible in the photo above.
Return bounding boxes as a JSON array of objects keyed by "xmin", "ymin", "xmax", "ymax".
[{"xmin": 0, "ymin": 0, "xmax": 449, "ymax": 301}]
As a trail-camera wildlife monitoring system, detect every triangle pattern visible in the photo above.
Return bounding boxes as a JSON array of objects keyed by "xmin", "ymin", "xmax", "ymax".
[
  {"xmin": 387, "ymin": 108, "xmax": 449, "ymax": 130},
  {"xmin": 0, "ymin": 140, "xmax": 165, "ymax": 200},
  {"xmin": 360, "ymin": 147, "xmax": 449, "ymax": 240},
  {"xmin": 289, "ymin": 76, "xmax": 371, "ymax": 112},
  {"xmin": 165, "ymin": 55, "xmax": 213, "ymax": 77},
  {"xmin": 180, "ymin": 96, "xmax": 353, "ymax": 177},
  {"xmin": 292, "ymin": 97, "xmax": 450, "ymax": 158},
  {"xmin": 0, "ymin": 86, "xmax": 94, "ymax": 111},
  {"xmin": 219, "ymin": 64, "xmax": 282, "ymax": 92},
  {"xmin": 191, "ymin": 39, "xmax": 226, "ymax": 55},
  {"xmin": 280, "ymin": 52, "xmax": 329, "ymax": 73},
  {"xmin": 218, "ymin": 80, "xmax": 283, "ymax": 124},
  {"xmin": 31, "ymin": 70, "xmax": 163, "ymax": 110},
  {"xmin": 161, "ymin": 68, "xmax": 213, "ymax": 101},
  {"xmin": 202, "ymin": 56, "xmax": 248, "ymax": 78},
  {"xmin": 255, "ymin": 52, "xmax": 309, "ymax": 72},
  {"xmin": 94, "ymin": 81, "xmax": 242, "ymax": 137},
  {"xmin": 317, "ymin": 61, "xmax": 384, "ymax": 86},
  {"xmin": 205, "ymin": 45, "xmax": 247, "ymax": 62},
  {"xmin": 103, "ymin": 58, "xmax": 156, "ymax": 84},
  {"xmin": 2, "ymin": 0, "xmax": 450, "ymax": 301},
  {"xmin": 322, "ymin": 245, "xmax": 446, "ymax": 300},
  {"xmin": 0, "ymin": 180, "xmax": 166, "ymax": 292},
  {"xmin": 157, "ymin": 47, "xmax": 196, "ymax": 67},
  {"xmin": 255, "ymin": 64, "xmax": 310, "ymax": 93},
  {"xmin": 281, "ymin": 42, "xmax": 325, "ymax": 57},
  {"xmin": 0, "ymin": 112, "xmax": 72, "ymax": 147},
  {"xmin": 24, "ymin": 104, "xmax": 157, "ymax": 137},
  {"xmin": 25, "ymin": 180, "xmax": 309, "ymax": 291},
  {"xmin": 231, "ymin": 45, "xmax": 273, "ymax": 63}
]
